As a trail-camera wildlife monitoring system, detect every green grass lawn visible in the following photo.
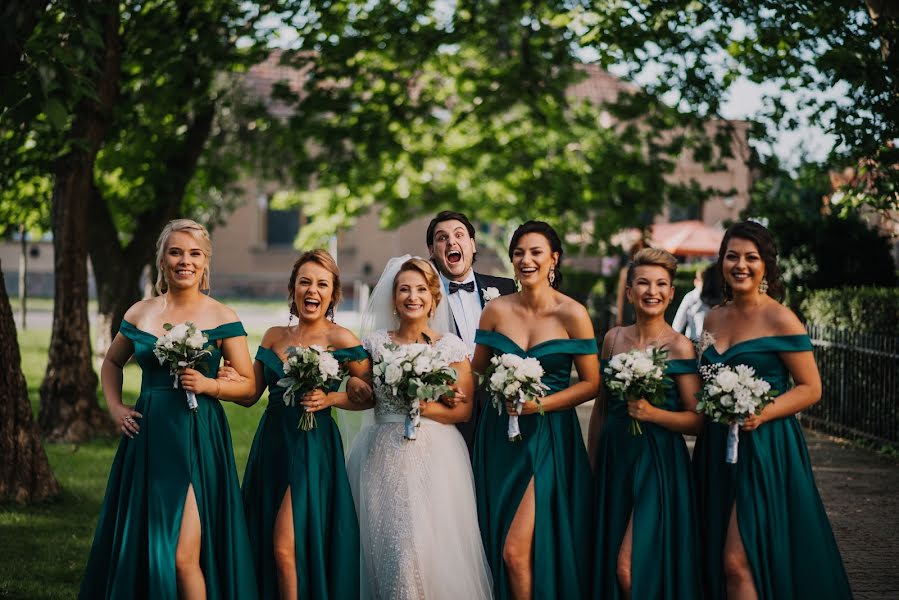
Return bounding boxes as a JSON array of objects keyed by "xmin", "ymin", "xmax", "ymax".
[{"xmin": 0, "ymin": 326, "xmax": 268, "ymax": 599}]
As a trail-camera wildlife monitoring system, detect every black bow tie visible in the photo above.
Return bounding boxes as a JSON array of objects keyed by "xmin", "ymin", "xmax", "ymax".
[{"xmin": 448, "ymin": 281, "xmax": 476, "ymax": 294}]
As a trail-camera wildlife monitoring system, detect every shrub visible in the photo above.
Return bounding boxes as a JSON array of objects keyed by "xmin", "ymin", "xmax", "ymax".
[{"xmin": 801, "ymin": 287, "xmax": 899, "ymax": 333}]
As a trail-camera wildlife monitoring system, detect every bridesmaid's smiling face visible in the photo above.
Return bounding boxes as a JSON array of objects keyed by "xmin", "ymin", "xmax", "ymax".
[
  {"xmin": 511, "ymin": 232, "xmax": 558, "ymax": 288},
  {"xmin": 162, "ymin": 231, "xmax": 208, "ymax": 292},
  {"xmin": 722, "ymin": 237, "xmax": 765, "ymax": 296},
  {"xmin": 626, "ymin": 264, "xmax": 674, "ymax": 318},
  {"xmin": 394, "ymin": 270, "xmax": 434, "ymax": 323},
  {"xmin": 293, "ymin": 262, "xmax": 334, "ymax": 323}
]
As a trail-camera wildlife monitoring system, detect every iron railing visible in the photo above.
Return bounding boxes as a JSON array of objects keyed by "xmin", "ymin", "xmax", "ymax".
[{"xmin": 804, "ymin": 325, "xmax": 899, "ymax": 447}]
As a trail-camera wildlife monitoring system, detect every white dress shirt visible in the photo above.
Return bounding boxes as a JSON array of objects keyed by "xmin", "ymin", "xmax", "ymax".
[{"xmin": 440, "ymin": 271, "xmax": 482, "ymax": 357}]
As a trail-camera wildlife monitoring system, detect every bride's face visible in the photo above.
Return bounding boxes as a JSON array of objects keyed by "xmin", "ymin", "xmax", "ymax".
[{"xmin": 394, "ymin": 270, "xmax": 434, "ymax": 323}]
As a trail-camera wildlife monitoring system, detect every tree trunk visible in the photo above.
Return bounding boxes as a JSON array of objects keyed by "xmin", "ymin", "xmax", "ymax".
[
  {"xmin": 38, "ymin": 0, "xmax": 120, "ymax": 442},
  {"xmin": 0, "ymin": 259, "xmax": 60, "ymax": 504}
]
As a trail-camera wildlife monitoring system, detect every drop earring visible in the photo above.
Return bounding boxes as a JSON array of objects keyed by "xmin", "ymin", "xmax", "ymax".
[
  {"xmin": 548, "ymin": 269, "xmax": 556, "ymax": 286},
  {"xmin": 759, "ymin": 276, "xmax": 769, "ymax": 294}
]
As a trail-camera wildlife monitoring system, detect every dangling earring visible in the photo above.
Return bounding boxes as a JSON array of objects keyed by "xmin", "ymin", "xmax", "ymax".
[
  {"xmin": 288, "ymin": 300, "xmax": 297, "ymax": 325},
  {"xmin": 759, "ymin": 276, "xmax": 769, "ymax": 294},
  {"xmin": 548, "ymin": 268, "xmax": 556, "ymax": 286},
  {"xmin": 326, "ymin": 304, "xmax": 335, "ymax": 323}
]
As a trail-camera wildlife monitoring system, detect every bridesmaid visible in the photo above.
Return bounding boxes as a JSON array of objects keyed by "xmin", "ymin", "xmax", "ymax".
[
  {"xmin": 587, "ymin": 248, "xmax": 703, "ymax": 599},
  {"xmin": 79, "ymin": 219, "xmax": 258, "ymax": 599},
  {"xmin": 472, "ymin": 221, "xmax": 600, "ymax": 599},
  {"xmin": 232, "ymin": 250, "xmax": 370, "ymax": 599},
  {"xmin": 692, "ymin": 221, "xmax": 852, "ymax": 599}
]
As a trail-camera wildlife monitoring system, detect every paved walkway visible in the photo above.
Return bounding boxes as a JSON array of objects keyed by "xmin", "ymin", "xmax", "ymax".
[
  {"xmin": 803, "ymin": 428, "xmax": 899, "ymax": 599},
  {"xmin": 577, "ymin": 401, "xmax": 899, "ymax": 599}
]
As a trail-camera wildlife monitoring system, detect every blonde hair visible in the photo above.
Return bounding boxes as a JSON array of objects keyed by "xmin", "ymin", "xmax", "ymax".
[
  {"xmin": 154, "ymin": 219, "xmax": 212, "ymax": 295},
  {"xmin": 393, "ymin": 258, "xmax": 443, "ymax": 314},
  {"xmin": 626, "ymin": 247, "xmax": 678, "ymax": 286},
  {"xmin": 289, "ymin": 249, "xmax": 342, "ymax": 321}
]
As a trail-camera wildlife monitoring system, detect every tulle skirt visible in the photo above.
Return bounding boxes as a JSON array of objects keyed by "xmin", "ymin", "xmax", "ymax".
[{"xmin": 346, "ymin": 415, "xmax": 493, "ymax": 600}]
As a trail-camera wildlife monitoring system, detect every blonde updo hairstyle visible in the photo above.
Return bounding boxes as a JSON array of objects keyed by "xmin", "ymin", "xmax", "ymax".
[
  {"xmin": 393, "ymin": 257, "xmax": 443, "ymax": 317},
  {"xmin": 626, "ymin": 247, "xmax": 678, "ymax": 287},
  {"xmin": 154, "ymin": 219, "xmax": 212, "ymax": 295},
  {"xmin": 288, "ymin": 249, "xmax": 342, "ymax": 322}
]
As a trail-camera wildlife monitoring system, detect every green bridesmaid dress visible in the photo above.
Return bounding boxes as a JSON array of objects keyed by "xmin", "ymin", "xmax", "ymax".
[
  {"xmin": 241, "ymin": 345, "xmax": 364, "ymax": 599},
  {"xmin": 592, "ymin": 358, "xmax": 702, "ymax": 599},
  {"xmin": 692, "ymin": 335, "xmax": 852, "ymax": 599},
  {"xmin": 79, "ymin": 320, "xmax": 257, "ymax": 600},
  {"xmin": 473, "ymin": 329, "xmax": 597, "ymax": 600}
]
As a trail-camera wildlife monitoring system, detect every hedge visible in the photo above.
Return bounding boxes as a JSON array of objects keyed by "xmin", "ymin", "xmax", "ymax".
[{"xmin": 801, "ymin": 286, "xmax": 899, "ymax": 333}]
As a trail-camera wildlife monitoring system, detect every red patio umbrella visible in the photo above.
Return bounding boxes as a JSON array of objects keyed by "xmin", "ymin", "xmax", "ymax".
[{"xmin": 649, "ymin": 220, "xmax": 724, "ymax": 257}]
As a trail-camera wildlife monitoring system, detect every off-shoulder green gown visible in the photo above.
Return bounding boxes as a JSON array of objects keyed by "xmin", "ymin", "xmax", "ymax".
[
  {"xmin": 693, "ymin": 335, "xmax": 852, "ymax": 599},
  {"xmin": 592, "ymin": 358, "xmax": 702, "ymax": 599},
  {"xmin": 473, "ymin": 329, "xmax": 597, "ymax": 600},
  {"xmin": 79, "ymin": 320, "xmax": 257, "ymax": 599},
  {"xmin": 241, "ymin": 345, "xmax": 364, "ymax": 599}
]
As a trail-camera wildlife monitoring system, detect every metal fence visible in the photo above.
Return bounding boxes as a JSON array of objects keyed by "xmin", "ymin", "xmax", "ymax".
[{"xmin": 804, "ymin": 325, "xmax": 899, "ymax": 447}]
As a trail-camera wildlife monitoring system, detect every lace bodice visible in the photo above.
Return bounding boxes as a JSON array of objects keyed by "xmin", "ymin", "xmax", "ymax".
[{"xmin": 363, "ymin": 330, "xmax": 469, "ymax": 418}]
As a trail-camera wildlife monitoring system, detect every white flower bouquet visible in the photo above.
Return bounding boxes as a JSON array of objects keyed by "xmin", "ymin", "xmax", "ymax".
[
  {"xmin": 695, "ymin": 363, "xmax": 778, "ymax": 463},
  {"xmin": 604, "ymin": 346, "xmax": 670, "ymax": 435},
  {"xmin": 482, "ymin": 353, "xmax": 549, "ymax": 441},
  {"xmin": 277, "ymin": 345, "xmax": 344, "ymax": 430},
  {"xmin": 153, "ymin": 322, "xmax": 215, "ymax": 411},
  {"xmin": 373, "ymin": 342, "xmax": 458, "ymax": 440}
]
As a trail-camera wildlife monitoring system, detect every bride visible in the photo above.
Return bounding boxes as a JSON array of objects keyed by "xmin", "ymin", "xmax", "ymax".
[{"xmin": 346, "ymin": 256, "xmax": 493, "ymax": 599}]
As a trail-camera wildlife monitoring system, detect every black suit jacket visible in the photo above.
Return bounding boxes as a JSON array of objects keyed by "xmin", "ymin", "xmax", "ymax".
[{"xmin": 453, "ymin": 271, "xmax": 516, "ymax": 455}]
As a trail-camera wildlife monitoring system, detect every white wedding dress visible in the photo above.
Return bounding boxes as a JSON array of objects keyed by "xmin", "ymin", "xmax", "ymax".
[{"xmin": 346, "ymin": 330, "xmax": 493, "ymax": 600}]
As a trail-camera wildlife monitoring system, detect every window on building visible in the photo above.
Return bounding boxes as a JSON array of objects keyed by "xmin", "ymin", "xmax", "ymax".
[
  {"xmin": 668, "ymin": 201, "xmax": 701, "ymax": 222},
  {"xmin": 266, "ymin": 207, "xmax": 301, "ymax": 247}
]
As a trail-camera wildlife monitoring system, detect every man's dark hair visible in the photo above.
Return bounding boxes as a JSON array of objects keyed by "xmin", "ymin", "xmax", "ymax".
[{"xmin": 426, "ymin": 211, "xmax": 476, "ymax": 248}]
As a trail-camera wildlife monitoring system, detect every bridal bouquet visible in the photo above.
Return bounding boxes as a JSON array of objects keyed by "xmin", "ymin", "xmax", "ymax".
[
  {"xmin": 482, "ymin": 353, "xmax": 549, "ymax": 441},
  {"xmin": 603, "ymin": 346, "xmax": 670, "ymax": 435},
  {"xmin": 695, "ymin": 363, "xmax": 778, "ymax": 463},
  {"xmin": 153, "ymin": 322, "xmax": 215, "ymax": 411},
  {"xmin": 373, "ymin": 342, "xmax": 457, "ymax": 440},
  {"xmin": 277, "ymin": 345, "xmax": 343, "ymax": 430}
]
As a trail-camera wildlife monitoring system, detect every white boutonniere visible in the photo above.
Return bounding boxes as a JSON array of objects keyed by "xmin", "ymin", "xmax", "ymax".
[{"xmin": 482, "ymin": 287, "xmax": 500, "ymax": 303}]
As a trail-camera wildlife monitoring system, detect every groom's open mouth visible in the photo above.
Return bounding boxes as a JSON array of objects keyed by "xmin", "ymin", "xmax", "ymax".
[{"xmin": 446, "ymin": 249, "xmax": 463, "ymax": 264}]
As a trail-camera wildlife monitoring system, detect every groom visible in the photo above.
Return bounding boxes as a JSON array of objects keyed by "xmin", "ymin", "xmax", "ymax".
[{"xmin": 426, "ymin": 211, "xmax": 516, "ymax": 454}]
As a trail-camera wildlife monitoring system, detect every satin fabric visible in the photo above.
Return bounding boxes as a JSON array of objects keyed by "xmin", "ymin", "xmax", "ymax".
[
  {"xmin": 79, "ymin": 320, "xmax": 257, "ymax": 600},
  {"xmin": 692, "ymin": 335, "xmax": 852, "ymax": 599},
  {"xmin": 242, "ymin": 345, "xmax": 364, "ymax": 599},
  {"xmin": 592, "ymin": 358, "xmax": 702, "ymax": 599},
  {"xmin": 472, "ymin": 329, "xmax": 597, "ymax": 600}
]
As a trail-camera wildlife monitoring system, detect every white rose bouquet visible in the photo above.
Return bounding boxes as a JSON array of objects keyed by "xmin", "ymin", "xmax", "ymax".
[
  {"xmin": 603, "ymin": 346, "xmax": 670, "ymax": 435},
  {"xmin": 373, "ymin": 342, "xmax": 457, "ymax": 440},
  {"xmin": 277, "ymin": 345, "xmax": 344, "ymax": 430},
  {"xmin": 695, "ymin": 363, "xmax": 778, "ymax": 463},
  {"xmin": 153, "ymin": 322, "xmax": 215, "ymax": 411},
  {"xmin": 482, "ymin": 353, "xmax": 549, "ymax": 441}
]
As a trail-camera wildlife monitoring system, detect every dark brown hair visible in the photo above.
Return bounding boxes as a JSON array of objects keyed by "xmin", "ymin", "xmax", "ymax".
[
  {"xmin": 508, "ymin": 220, "xmax": 563, "ymax": 290},
  {"xmin": 718, "ymin": 221, "xmax": 784, "ymax": 301}
]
